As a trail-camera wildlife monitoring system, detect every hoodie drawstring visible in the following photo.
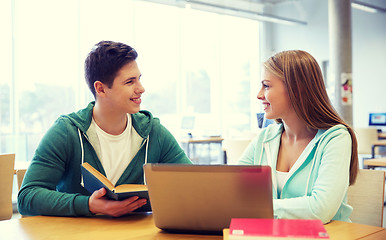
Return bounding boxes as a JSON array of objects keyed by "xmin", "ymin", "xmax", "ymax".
[
  {"xmin": 78, "ymin": 128, "xmax": 85, "ymax": 187},
  {"xmin": 258, "ymin": 143, "xmax": 264, "ymax": 165},
  {"xmin": 143, "ymin": 135, "xmax": 149, "ymax": 185}
]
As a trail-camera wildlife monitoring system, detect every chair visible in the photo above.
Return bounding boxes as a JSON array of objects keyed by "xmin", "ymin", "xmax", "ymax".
[
  {"xmin": 15, "ymin": 169, "xmax": 28, "ymax": 218},
  {"xmin": 223, "ymin": 139, "xmax": 252, "ymax": 165},
  {"xmin": 347, "ymin": 169, "xmax": 385, "ymax": 227},
  {"xmin": 355, "ymin": 128, "xmax": 380, "ymax": 169},
  {"xmin": 0, "ymin": 153, "xmax": 15, "ymax": 221},
  {"xmin": 16, "ymin": 169, "xmax": 26, "ymax": 191},
  {"xmin": 356, "ymin": 128, "xmax": 379, "ymax": 156}
]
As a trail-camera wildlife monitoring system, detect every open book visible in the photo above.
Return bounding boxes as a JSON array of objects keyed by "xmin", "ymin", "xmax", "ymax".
[{"xmin": 81, "ymin": 162, "xmax": 151, "ymax": 212}]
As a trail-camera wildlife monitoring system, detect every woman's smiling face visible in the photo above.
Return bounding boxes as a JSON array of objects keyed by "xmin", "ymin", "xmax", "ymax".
[{"xmin": 257, "ymin": 68, "xmax": 293, "ymax": 120}]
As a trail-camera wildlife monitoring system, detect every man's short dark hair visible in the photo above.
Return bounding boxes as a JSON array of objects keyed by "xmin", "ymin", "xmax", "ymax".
[{"xmin": 85, "ymin": 40, "xmax": 138, "ymax": 97}]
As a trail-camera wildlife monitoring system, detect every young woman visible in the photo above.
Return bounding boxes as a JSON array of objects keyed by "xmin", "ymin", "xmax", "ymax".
[{"xmin": 239, "ymin": 50, "xmax": 358, "ymax": 224}]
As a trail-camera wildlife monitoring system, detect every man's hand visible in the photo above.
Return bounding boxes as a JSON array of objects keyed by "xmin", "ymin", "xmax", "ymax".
[{"xmin": 88, "ymin": 188, "xmax": 147, "ymax": 217}]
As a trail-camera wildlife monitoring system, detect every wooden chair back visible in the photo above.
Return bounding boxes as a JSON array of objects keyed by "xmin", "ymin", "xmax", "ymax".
[
  {"xmin": 16, "ymin": 169, "xmax": 27, "ymax": 191},
  {"xmin": 223, "ymin": 139, "xmax": 252, "ymax": 165},
  {"xmin": 0, "ymin": 154, "xmax": 15, "ymax": 221},
  {"xmin": 347, "ymin": 169, "xmax": 385, "ymax": 227},
  {"xmin": 355, "ymin": 128, "xmax": 379, "ymax": 155}
]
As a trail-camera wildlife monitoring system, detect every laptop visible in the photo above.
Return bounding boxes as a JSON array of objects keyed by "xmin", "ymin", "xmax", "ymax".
[{"xmin": 143, "ymin": 164, "xmax": 273, "ymax": 234}]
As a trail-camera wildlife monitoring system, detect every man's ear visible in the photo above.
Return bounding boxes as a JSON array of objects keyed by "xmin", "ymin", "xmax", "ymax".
[{"xmin": 94, "ymin": 81, "xmax": 106, "ymax": 96}]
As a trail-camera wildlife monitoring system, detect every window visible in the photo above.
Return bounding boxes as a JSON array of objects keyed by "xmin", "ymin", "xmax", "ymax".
[
  {"xmin": 133, "ymin": 1, "xmax": 180, "ymax": 116},
  {"xmin": 0, "ymin": 0, "xmax": 14, "ymax": 155},
  {"xmin": 10, "ymin": 0, "xmax": 80, "ymax": 161},
  {"xmin": 1, "ymin": 0, "xmax": 260, "ymax": 162}
]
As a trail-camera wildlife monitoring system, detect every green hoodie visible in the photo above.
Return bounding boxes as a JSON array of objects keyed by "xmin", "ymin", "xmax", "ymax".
[{"xmin": 18, "ymin": 102, "xmax": 191, "ymax": 216}]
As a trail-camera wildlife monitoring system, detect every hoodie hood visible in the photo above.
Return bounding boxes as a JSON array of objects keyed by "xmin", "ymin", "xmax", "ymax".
[
  {"xmin": 65, "ymin": 102, "xmax": 155, "ymax": 187},
  {"xmin": 260, "ymin": 123, "xmax": 350, "ymax": 171},
  {"xmin": 131, "ymin": 109, "xmax": 154, "ymax": 139},
  {"xmin": 64, "ymin": 101, "xmax": 154, "ymax": 138},
  {"xmin": 261, "ymin": 122, "xmax": 348, "ymax": 146}
]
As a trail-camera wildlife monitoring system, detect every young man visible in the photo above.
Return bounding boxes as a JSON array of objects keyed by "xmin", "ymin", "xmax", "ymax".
[{"xmin": 18, "ymin": 41, "xmax": 192, "ymax": 217}]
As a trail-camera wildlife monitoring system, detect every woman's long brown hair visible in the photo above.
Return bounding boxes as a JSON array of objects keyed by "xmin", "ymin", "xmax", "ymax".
[{"xmin": 263, "ymin": 50, "xmax": 358, "ymax": 185}]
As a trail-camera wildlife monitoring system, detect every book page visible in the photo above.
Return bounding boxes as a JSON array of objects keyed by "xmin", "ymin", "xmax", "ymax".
[{"xmin": 114, "ymin": 184, "xmax": 148, "ymax": 193}]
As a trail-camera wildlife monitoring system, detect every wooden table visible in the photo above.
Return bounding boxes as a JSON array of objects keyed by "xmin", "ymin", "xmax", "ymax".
[
  {"xmin": 323, "ymin": 221, "xmax": 386, "ymax": 239},
  {"xmin": 371, "ymin": 140, "xmax": 386, "ymax": 158},
  {"xmin": 1, "ymin": 214, "xmax": 385, "ymax": 240},
  {"xmin": 364, "ymin": 157, "xmax": 386, "ymax": 169}
]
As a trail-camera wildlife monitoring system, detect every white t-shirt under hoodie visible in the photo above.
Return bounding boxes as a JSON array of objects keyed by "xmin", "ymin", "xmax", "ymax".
[
  {"xmin": 92, "ymin": 115, "xmax": 132, "ymax": 185},
  {"xmin": 276, "ymin": 170, "xmax": 289, "ymax": 195}
]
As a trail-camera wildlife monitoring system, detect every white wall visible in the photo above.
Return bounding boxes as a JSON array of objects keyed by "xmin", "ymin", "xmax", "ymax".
[
  {"xmin": 352, "ymin": 5, "xmax": 386, "ymax": 128},
  {"xmin": 261, "ymin": 0, "xmax": 386, "ymax": 128}
]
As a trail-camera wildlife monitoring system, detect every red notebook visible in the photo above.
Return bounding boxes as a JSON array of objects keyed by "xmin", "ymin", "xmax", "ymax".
[{"xmin": 229, "ymin": 218, "xmax": 329, "ymax": 239}]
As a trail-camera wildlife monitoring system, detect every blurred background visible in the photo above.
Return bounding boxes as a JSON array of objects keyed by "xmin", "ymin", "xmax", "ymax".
[{"xmin": 1, "ymin": 0, "xmax": 385, "ymax": 164}]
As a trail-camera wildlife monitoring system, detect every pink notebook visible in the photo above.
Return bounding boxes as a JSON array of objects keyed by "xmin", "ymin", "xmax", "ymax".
[{"xmin": 229, "ymin": 218, "xmax": 329, "ymax": 239}]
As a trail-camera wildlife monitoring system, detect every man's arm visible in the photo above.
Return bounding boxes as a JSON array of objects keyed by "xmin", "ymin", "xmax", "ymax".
[
  {"xmin": 17, "ymin": 119, "xmax": 92, "ymax": 216},
  {"xmin": 155, "ymin": 123, "xmax": 192, "ymax": 164}
]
